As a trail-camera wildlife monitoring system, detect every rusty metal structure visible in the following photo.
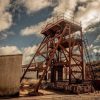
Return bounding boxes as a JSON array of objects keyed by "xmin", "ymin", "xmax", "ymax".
[
  {"xmin": 21, "ymin": 14, "xmax": 94, "ymax": 94},
  {"xmin": 86, "ymin": 61, "xmax": 100, "ymax": 90}
]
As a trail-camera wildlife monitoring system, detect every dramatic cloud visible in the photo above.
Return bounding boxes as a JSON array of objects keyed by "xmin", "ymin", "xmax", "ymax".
[
  {"xmin": 0, "ymin": 0, "xmax": 10, "ymax": 14},
  {"xmin": 20, "ymin": 0, "xmax": 100, "ymax": 37},
  {"xmin": 93, "ymin": 46, "xmax": 100, "ymax": 53},
  {"xmin": 20, "ymin": 17, "xmax": 53, "ymax": 36},
  {"xmin": 52, "ymin": 0, "xmax": 100, "ymax": 29},
  {"xmin": 85, "ymin": 44, "xmax": 100, "ymax": 61},
  {"xmin": 22, "ymin": 45, "xmax": 38, "ymax": 64},
  {"xmin": 20, "ymin": 24, "xmax": 42, "ymax": 36},
  {"xmin": 19, "ymin": 0, "xmax": 52, "ymax": 14},
  {"xmin": 0, "ymin": 12, "xmax": 12, "ymax": 32},
  {"xmin": 94, "ymin": 34, "xmax": 100, "ymax": 45},
  {"xmin": 0, "ymin": 0, "xmax": 13, "ymax": 31},
  {"xmin": 75, "ymin": 0, "xmax": 100, "ymax": 29},
  {"xmin": 0, "ymin": 45, "xmax": 39, "ymax": 64},
  {"xmin": 95, "ymin": 35, "xmax": 100, "ymax": 42},
  {"xmin": 53, "ymin": 0, "xmax": 77, "ymax": 15},
  {"xmin": 92, "ymin": 45, "xmax": 100, "ymax": 61},
  {"xmin": 0, "ymin": 46, "xmax": 21, "ymax": 55},
  {"xmin": 20, "ymin": 0, "xmax": 76, "ymax": 36},
  {"xmin": 0, "ymin": 0, "xmax": 13, "ymax": 40},
  {"xmin": 19, "ymin": 0, "xmax": 100, "ymax": 61}
]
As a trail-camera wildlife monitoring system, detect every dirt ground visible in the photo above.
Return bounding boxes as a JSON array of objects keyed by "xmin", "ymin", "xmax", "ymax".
[{"xmin": 1, "ymin": 90, "xmax": 100, "ymax": 100}]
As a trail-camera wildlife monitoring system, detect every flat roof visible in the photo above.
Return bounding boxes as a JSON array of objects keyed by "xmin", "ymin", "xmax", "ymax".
[{"xmin": 0, "ymin": 54, "xmax": 22, "ymax": 57}]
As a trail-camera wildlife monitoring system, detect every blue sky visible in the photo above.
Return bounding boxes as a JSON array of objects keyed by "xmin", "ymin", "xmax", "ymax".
[
  {"xmin": 0, "ymin": 0, "xmax": 100, "ymax": 64},
  {"xmin": 0, "ymin": 3, "xmax": 54, "ymax": 48}
]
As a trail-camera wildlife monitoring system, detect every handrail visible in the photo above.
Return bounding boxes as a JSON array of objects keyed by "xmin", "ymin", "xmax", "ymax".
[{"xmin": 41, "ymin": 13, "xmax": 81, "ymax": 33}]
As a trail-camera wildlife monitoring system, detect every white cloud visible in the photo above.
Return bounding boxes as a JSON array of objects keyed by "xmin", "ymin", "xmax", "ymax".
[
  {"xmin": 52, "ymin": 0, "xmax": 68, "ymax": 14},
  {"xmin": 93, "ymin": 49, "xmax": 98, "ymax": 53},
  {"xmin": 54, "ymin": 0, "xmax": 100, "ymax": 30},
  {"xmin": 88, "ymin": 45, "xmax": 100, "ymax": 54},
  {"xmin": 23, "ymin": 45, "xmax": 38, "ymax": 56},
  {"xmin": 75, "ymin": 0, "xmax": 100, "ymax": 29},
  {"xmin": 0, "ymin": 0, "xmax": 10, "ymax": 15},
  {"xmin": 0, "ymin": 45, "xmax": 39, "ymax": 64},
  {"xmin": 85, "ymin": 44, "xmax": 100, "ymax": 61},
  {"xmin": 20, "ymin": 0, "xmax": 77, "ymax": 37},
  {"xmin": 0, "ymin": 0, "xmax": 13, "ymax": 32},
  {"xmin": 20, "ymin": 17, "xmax": 53, "ymax": 36},
  {"xmin": 20, "ymin": 24, "xmax": 42, "ymax": 36},
  {"xmin": 20, "ymin": 0, "xmax": 52, "ymax": 14},
  {"xmin": 93, "ymin": 46, "xmax": 100, "ymax": 51},
  {"xmin": 95, "ymin": 35, "xmax": 100, "ymax": 42},
  {"xmin": 0, "ymin": 12, "xmax": 12, "ymax": 32},
  {"xmin": 53, "ymin": 0, "xmax": 77, "ymax": 14},
  {"xmin": 22, "ymin": 45, "xmax": 38, "ymax": 64},
  {"xmin": 97, "ymin": 36, "xmax": 100, "ymax": 41},
  {"xmin": 19, "ymin": 0, "xmax": 78, "ymax": 37},
  {"xmin": 0, "ymin": 46, "xmax": 21, "ymax": 55},
  {"xmin": 53, "ymin": 0, "xmax": 100, "ymax": 30},
  {"xmin": 20, "ymin": 0, "xmax": 100, "ymax": 37}
]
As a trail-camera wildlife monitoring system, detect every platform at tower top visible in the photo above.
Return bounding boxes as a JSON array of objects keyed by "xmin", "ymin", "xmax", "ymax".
[{"xmin": 41, "ymin": 15, "xmax": 82, "ymax": 36}]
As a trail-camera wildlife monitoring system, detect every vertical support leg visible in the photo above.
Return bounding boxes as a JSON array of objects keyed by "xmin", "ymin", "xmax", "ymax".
[
  {"xmin": 34, "ymin": 26, "xmax": 68, "ymax": 93},
  {"xmin": 68, "ymin": 26, "xmax": 71, "ymax": 84},
  {"xmin": 80, "ymin": 29, "xmax": 84, "ymax": 82},
  {"xmin": 37, "ymin": 70, "xmax": 39, "ymax": 79}
]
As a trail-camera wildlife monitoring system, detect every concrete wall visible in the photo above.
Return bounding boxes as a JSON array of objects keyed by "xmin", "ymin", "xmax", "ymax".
[{"xmin": 0, "ymin": 54, "xmax": 22, "ymax": 96}]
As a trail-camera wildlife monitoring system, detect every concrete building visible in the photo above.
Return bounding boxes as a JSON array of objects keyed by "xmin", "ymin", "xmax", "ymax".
[{"xmin": 0, "ymin": 54, "xmax": 22, "ymax": 96}]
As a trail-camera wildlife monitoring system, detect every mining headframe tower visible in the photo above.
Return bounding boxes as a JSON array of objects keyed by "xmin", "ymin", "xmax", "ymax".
[{"xmin": 21, "ymin": 14, "xmax": 95, "ymax": 95}]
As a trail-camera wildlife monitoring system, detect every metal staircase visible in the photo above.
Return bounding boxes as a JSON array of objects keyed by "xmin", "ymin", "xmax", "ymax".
[{"xmin": 83, "ymin": 36, "xmax": 95, "ymax": 82}]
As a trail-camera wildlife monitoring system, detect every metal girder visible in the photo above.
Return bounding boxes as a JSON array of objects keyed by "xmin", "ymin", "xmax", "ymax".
[{"xmin": 21, "ymin": 18, "xmax": 88, "ymax": 93}]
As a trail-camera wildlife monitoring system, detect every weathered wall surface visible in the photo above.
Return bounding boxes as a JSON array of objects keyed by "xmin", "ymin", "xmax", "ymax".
[{"xmin": 0, "ymin": 54, "xmax": 22, "ymax": 96}]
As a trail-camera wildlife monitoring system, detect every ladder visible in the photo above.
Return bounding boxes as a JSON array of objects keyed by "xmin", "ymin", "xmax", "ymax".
[{"xmin": 83, "ymin": 36, "xmax": 95, "ymax": 81}]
